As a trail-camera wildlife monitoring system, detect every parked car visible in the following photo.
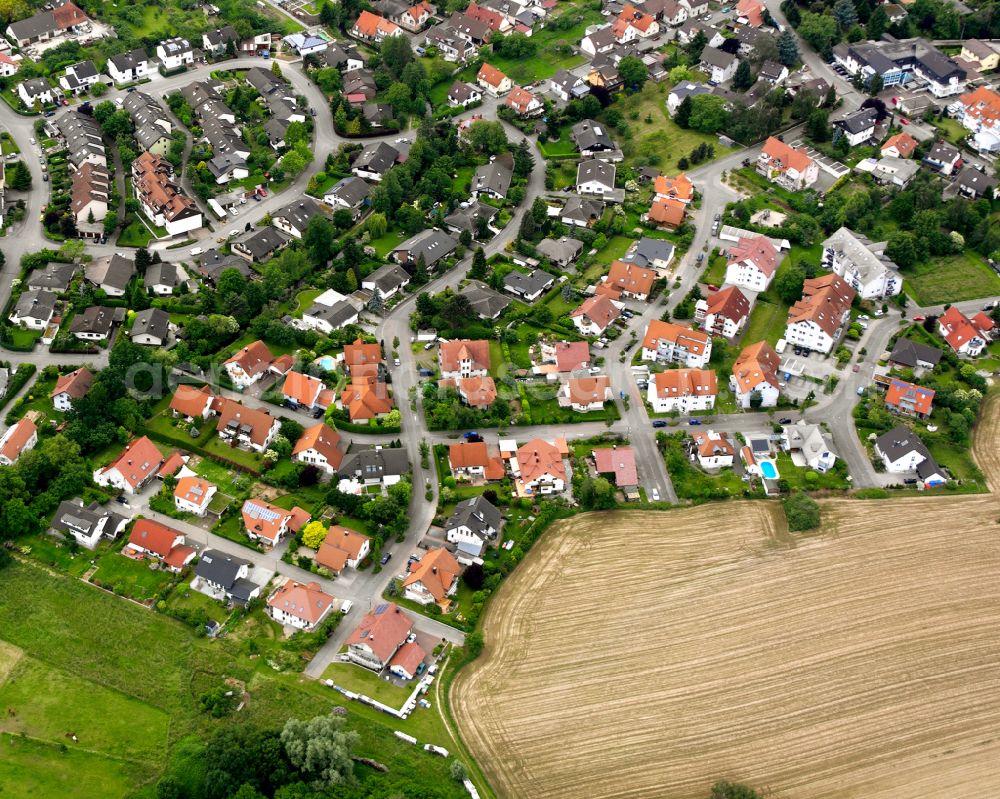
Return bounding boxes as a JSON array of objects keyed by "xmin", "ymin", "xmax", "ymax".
[
  {"xmin": 913, "ymin": 315, "xmax": 925, "ymax": 321},
  {"xmin": 340, "ymin": 599, "xmax": 353, "ymax": 614},
  {"xmin": 652, "ymin": 420, "xmax": 667, "ymax": 428},
  {"xmin": 688, "ymin": 418, "xmax": 702, "ymax": 425},
  {"xmin": 651, "ymin": 488, "xmax": 659, "ymax": 501},
  {"xmin": 393, "ymin": 358, "xmax": 401, "ymax": 366},
  {"xmin": 380, "ymin": 552, "xmax": 392, "ymax": 565},
  {"xmin": 778, "ymin": 417, "xmax": 792, "ymax": 424}
]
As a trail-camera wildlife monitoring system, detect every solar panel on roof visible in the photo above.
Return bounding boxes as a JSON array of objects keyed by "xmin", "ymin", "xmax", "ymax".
[
  {"xmin": 245, "ymin": 501, "xmax": 282, "ymax": 522},
  {"xmin": 374, "ymin": 603, "xmax": 389, "ymax": 615}
]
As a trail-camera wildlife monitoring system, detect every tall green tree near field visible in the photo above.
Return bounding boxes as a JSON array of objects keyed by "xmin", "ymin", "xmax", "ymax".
[
  {"xmin": 710, "ymin": 781, "xmax": 764, "ymax": 799},
  {"xmin": 281, "ymin": 713, "xmax": 358, "ymax": 789}
]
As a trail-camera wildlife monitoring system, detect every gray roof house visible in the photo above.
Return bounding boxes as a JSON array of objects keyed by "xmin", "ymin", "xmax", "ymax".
[
  {"xmin": 472, "ymin": 161, "xmax": 513, "ymax": 199},
  {"xmin": 888, "ymin": 338, "xmax": 942, "ymax": 370},
  {"xmin": 85, "ymin": 254, "xmax": 135, "ymax": 296},
  {"xmin": 391, "ymin": 229, "xmax": 458, "ymax": 269},
  {"xmin": 561, "ymin": 197, "xmax": 604, "ymax": 227},
  {"xmin": 195, "ymin": 549, "xmax": 260, "ymax": 605},
  {"xmin": 233, "ymin": 227, "xmax": 293, "ymax": 263},
  {"xmin": 9, "ymin": 289, "xmax": 56, "ymax": 328},
  {"xmin": 70, "ymin": 306, "xmax": 118, "ymax": 340},
  {"xmin": 323, "ymin": 176, "xmax": 370, "ymax": 215},
  {"xmin": 460, "ymin": 281, "xmax": 512, "ymax": 319},
  {"xmin": 576, "ymin": 159, "xmax": 617, "ymax": 195},
  {"xmin": 622, "ymin": 237, "xmax": 675, "ymax": 271},
  {"xmin": 50, "ymin": 498, "xmax": 128, "ymax": 550},
  {"xmin": 272, "ymin": 197, "xmax": 324, "ymax": 239},
  {"xmin": 362, "ymin": 263, "xmax": 411, "ymax": 297},
  {"xmin": 197, "ymin": 250, "xmax": 251, "ymax": 282},
  {"xmin": 337, "ymin": 446, "xmax": 410, "ymax": 484},
  {"xmin": 445, "ymin": 495, "xmax": 502, "ymax": 557},
  {"xmin": 131, "ymin": 308, "xmax": 171, "ymax": 346},
  {"xmin": 503, "ymin": 268, "xmax": 555, "ymax": 302},
  {"xmin": 955, "ymin": 166, "xmax": 998, "ymax": 199},
  {"xmin": 352, "ymin": 141, "xmax": 399, "ymax": 180},
  {"xmin": 27, "ymin": 262, "xmax": 76, "ymax": 293},
  {"xmin": 571, "ymin": 119, "xmax": 615, "ymax": 155},
  {"xmin": 873, "ymin": 425, "xmax": 946, "ymax": 485},
  {"xmin": 444, "ymin": 201, "xmax": 499, "ymax": 234},
  {"xmin": 536, "ymin": 236, "xmax": 583, "ymax": 267}
]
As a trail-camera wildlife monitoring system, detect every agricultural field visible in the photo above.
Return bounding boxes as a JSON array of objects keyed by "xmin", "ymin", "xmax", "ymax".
[{"xmin": 453, "ymin": 395, "xmax": 1000, "ymax": 799}]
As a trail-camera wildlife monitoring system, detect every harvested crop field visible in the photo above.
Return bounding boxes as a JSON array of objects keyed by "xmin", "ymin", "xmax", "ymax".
[{"xmin": 453, "ymin": 395, "xmax": 1000, "ymax": 799}]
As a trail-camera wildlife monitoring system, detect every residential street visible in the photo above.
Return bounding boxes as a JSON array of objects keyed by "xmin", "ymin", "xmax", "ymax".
[{"xmin": 1, "ymin": 30, "xmax": 997, "ymax": 681}]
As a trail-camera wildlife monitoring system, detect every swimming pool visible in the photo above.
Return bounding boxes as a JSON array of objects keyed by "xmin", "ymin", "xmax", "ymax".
[
  {"xmin": 758, "ymin": 459, "xmax": 779, "ymax": 480},
  {"xmin": 314, "ymin": 355, "xmax": 337, "ymax": 371}
]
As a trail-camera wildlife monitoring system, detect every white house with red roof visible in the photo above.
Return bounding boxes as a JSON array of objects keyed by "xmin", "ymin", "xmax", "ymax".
[
  {"xmin": 692, "ymin": 430, "xmax": 736, "ymax": 469},
  {"xmin": 346, "ymin": 601, "xmax": 414, "ymax": 671},
  {"xmin": 511, "ymin": 438, "xmax": 568, "ymax": 495},
  {"xmin": 784, "ymin": 274, "xmax": 856, "ymax": 354},
  {"xmin": 403, "ymin": 547, "xmax": 461, "ymax": 607},
  {"xmin": 570, "ymin": 294, "xmax": 622, "ymax": 336},
  {"xmin": 476, "ymin": 63, "xmax": 512, "ymax": 96},
  {"xmin": 267, "ymin": 580, "xmax": 335, "ymax": 630},
  {"xmin": 592, "ymin": 446, "xmax": 638, "ymax": 488},
  {"xmin": 561, "ymin": 375, "xmax": 612, "ymax": 412},
  {"xmin": 174, "ymin": 476, "xmax": 217, "ymax": 516},
  {"xmin": 538, "ymin": 340, "xmax": 590, "ymax": 375},
  {"xmin": 241, "ymin": 498, "xmax": 307, "ymax": 545},
  {"xmin": 505, "ymin": 86, "xmax": 543, "ymax": 117},
  {"xmin": 937, "ymin": 306, "xmax": 990, "ymax": 356},
  {"xmin": 125, "ymin": 519, "xmax": 195, "ymax": 572},
  {"xmin": 731, "ymin": 340, "xmax": 780, "ymax": 408},
  {"xmin": 641, "ymin": 319, "xmax": 712, "ymax": 367},
  {"xmin": 292, "ymin": 423, "xmax": 345, "ymax": 475},
  {"xmin": 757, "ymin": 136, "xmax": 818, "ymax": 190},
  {"xmin": 51, "ymin": 367, "xmax": 93, "ymax": 412},
  {"xmin": 695, "ymin": 285, "xmax": 751, "ymax": 338},
  {"xmin": 438, "ymin": 339, "xmax": 490, "ymax": 379},
  {"xmin": 93, "ymin": 436, "xmax": 164, "ymax": 494},
  {"xmin": 648, "ymin": 369, "xmax": 717, "ymax": 413},
  {"xmin": 281, "ymin": 371, "xmax": 327, "ymax": 411},
  {"xmin": 169, "ymin": 384, "xmax": 216, "ymax": 421},
  {"xmin": 612, "ymin": 4, "xmax": 659, "ymax": 43},
  {"xmin": 725, "ymin": 234, "xmax": 780, "ymax": 292},
  {"xmin": 223, "ymin": 340, "xmax": 274, "ymax": 388},
  {"xmin": 0, "ymin": 417, "xmax": 37, "ymax": 465}
]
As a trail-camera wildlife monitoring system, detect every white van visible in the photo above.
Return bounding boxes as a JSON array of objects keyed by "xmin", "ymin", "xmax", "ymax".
[
  {"xmin": 190, "ymin": 246, "xmax": 204, "ymax": 256},
  {"xmin": 340, "ymin": 599, "xmax": 354, "ymax": 614}
]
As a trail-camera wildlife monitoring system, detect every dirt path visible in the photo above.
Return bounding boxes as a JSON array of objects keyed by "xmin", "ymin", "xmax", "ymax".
[{"xmin": 452, "ymin": 413, "xmax": 1000, "ymax": 798}]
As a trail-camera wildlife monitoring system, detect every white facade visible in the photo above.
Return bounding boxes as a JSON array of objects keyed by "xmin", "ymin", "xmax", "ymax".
[
  {"xmin": 783, "ymin": 319, "xmax": 838, "ymax": 354},
  {"xmin": 647, "ymin": 383, "xmax": 716, "ymax": 413},
  {"xmin": 731, "ymin": 377, "xmax": 779, "ymax": 410},
  {"xmin": 156, "ymin": 39, "xmax": 194, "ymax": 70},
  {"xmin": 175, "ymin": 485, "xmax": 216, "ymax": 516},
  {"xmin": 724, "ymin": 260, "xmax": 773, "ymax": 292},
  {"xmin": 53, "ymin": 391, "xmax": 75, "ymax": 412}
]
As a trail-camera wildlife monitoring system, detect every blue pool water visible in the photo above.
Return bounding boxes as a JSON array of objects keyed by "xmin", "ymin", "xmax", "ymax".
[
  {"xmin": 315, "ymin": 355, "xmax": 337, "ymax": 371},
  {"xmin": 759, "ymin": 459, "xmax": 779, "ymax": 480}
]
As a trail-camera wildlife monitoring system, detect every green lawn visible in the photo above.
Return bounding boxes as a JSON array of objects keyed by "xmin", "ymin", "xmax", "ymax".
[
  {"xmin": 163, "ymin": 584, "xmax": 230, "ymax": 626},
  {"xmin": 90, "ymin": 550, "xmax": 179, "ymax": 601},
  {"xmin": 7, "ymin": 372, "xmax": 59, "ymax": 421},
  {"xmin": 144, "ymin": 412, "xmax": 219, "ymax": 450},
  {"xmin": 528, "ymin": 396, "xmax": 621, "ymax": 424},
  {"xmin": 594, "ymin": 234, "xmax": 634, "ymax": 266},
  {"xmin": 0, "ymin": 656, "xmax": 171, "ymax": 765},
  {"xmin": 132, "ymin": 4, "xmax": 170, "ymax": 37},
  {"xmin": 8, "ymin": 326, "xmax": 43, "ymax": 350},
  {"xmin": 369, "ymin": 231, "xmax": 406, "ymax": 258},
  {"xmin": 701, "ymin": 252, "xmax": 728, "ymax": 286},
  {"xmin": 16, "ymin": 533, "xmax": 96, "ymax": 577},
  {"xmin": 619, "ymin": 82, "xmax": 731, "ymax": 171},
  {"xmin": 116, "ymin": 218, "xmax": 155, "ymax": 247},
  {"xmin": 0, "ymin": 733, "xmax": 147, "ymax": 799},
  {"xmin": 0, "ymin": 131, "xmax": 20, "ymax": 155},
  {"xmin": 202, "ymin": 436, "xmax": 264, "ymax": 470},
  {"xmin": 0, "ymin": 561, "xmax": 471, "ymax": 799},
  {"xmin": 295, "ymin": 287, "xmax": 324, "ymax": 314},
  {"xmin": 932, "ymin": 117, "xmax": 969, "ymax": 146},
  {"xmin": 322, "ymin": 662, "xmax": 413, "ymax": 706},
  {"xmin": 538, "ymin": 134, "xmax": 578, "ymax": 158},
  {"xmin": 773, "ymin": 451, "xmax": 851, "ymax": 491},
  {"xmin": 741, "ymin": 297, "xmax": 788, "ymax": 346},
  {"xmin": 904, "ymin": 252, "xmax": 1000, "ymax": 305}
]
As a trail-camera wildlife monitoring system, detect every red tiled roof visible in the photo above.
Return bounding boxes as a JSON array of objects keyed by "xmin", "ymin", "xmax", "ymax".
[
  {"xmin": 51, "ymin": 367, "xmax": 93, "ymax": 400},
  {"xmin": 647, "ymin": 197, "xmax": 686, "ymax": 227},
  {"xmin": 881, "ymin": 132, "xmax": 918, "ymax": 158},
  {"xmin": 705, "ymin": 285, "xmax": 750, "ymax": 323},
  {"xmin": 651, "ymin": 368, "xmax": 717, "ymax": 398},
  {"xmin": 344, "ymin": 338, "xmax": 383, "ymax": 377},
  {"xmin": 642, "ymin": 319, "xmax": 710, "ymax": 355},
  {"xmin": 938, "ymin": 305, "xmax": 986, "ymax": 352},
  {"xmin": 787, "ymin": 274, "xmax": 856, "ymax": 337},
  {"xmin": 157, "ymin": 451, "xmax": 187, "ymax": 478},
  {"xmin": 215, "ymin": 398, "xmax": 277, "ymax": 447},
  {"xmin": 477, "ymin": 63, "xmax": 508, "ymax": 88},
  {"xmin": 592, "ymin": 446, "xmax": 638, "ymax": 486},
  {"xmin": 552, "ymin": 340, "xmax": 590, "ymax": 372},
  {"xmin": 761, "ymin": 136, "xmax": 814, "ymax": 174},
  {"xmin": 268, "ymin": 580, "xmax": 334, "ymax": 625},
  {"xmin": 439, "ymin": 339, "xmax": 490, "ymax": 373},
  {"xmin": 728, "ymin": 234, "xmax": 780, "ymax": 277},
  {"xmin": 128, "ymin": 518, "xmax": 181, "ymax": 558},
  {"xmin": 570, "ymin": 295, "xmax": 621, "ymax": 330},
  {"xmin": 516, "ymin": 438, "xmax": 567, "ymax": 485},
  {"xmin": 282, "ymin": 370, "xmax": 324, "ymax": 407},
  {"xmin": 0, "ymin": 417, "xmax": 36, "ymax": 463},
  {"xmin": 885, "ymin": 379, "xmax": 935, "ymax": 416},
  {"xmin": 653, "ymin": 172, "xmax": 693, "ymax": 202},
  {"xmin": 174, "ymin": 476, "xmax": 214, "ymax": 508},
  {"xmin": 403, "ymin": 547, "xmax": 461, "ymax": 602},
  {"xmin": 293, "ymin": 422, "xmax": 344, "ymax": 469},
  {"xmin": 340, "ymin": 375, "xmax": 394, "ymax": 421},
  {"xmin": 224, "ymin": 340, "xmax": 274, "ymax": 379},
  {"xmin": 388, "ymin": 641, "xmax": 426, "ymax": 676},
  {"xmin": 565, "ymin": 375, "xmax": 611, "ymax": 407},
  {"xmin": 316, "ymin": 525, "xmax": 370, "ymax": 572},
  {"xmin": 241, "ymin": 498, "xmax": 290, "ymax": 543},
  {"xmin": 448, "ymin": 441, "xmax": 505, "ymax": 479},
  {"xmin": 732, "ymin": 340, "xmax": 780, "ymax": 392},
  {"xmin": 99, "ymin": 436, "xmax": 163, "ymax": 489},
  {"xmin": 346, "ymin": 602, "xmax": 414, "ymax": 663},
  {"xmin": 169, "ymin": 384, "xmax": 214, "ymax": 418}
]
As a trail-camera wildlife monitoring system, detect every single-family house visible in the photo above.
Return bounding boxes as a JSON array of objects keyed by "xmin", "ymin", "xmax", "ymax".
[
  {"xmin": 512, "ymin": 438, "xmax": 567, "ymax": 495},
  {"xmin": 169, "ymin": 384, "xmax": 216, "ymax": 421},
  {"xmin": 125, "ymin": 519, "xmax": 195, "ymax": 572},
  {"xmin": 592, "ymin": 446, "xmax": 638, "ymax": 489},
  {"xmin": 403, "ymin": 547, "xmax": 461, "ymax": 606},
  {"xmin": 448, "ymin": 442, "xmax": 505, "ymax": 481},
  {"xmin": 92, "ymin": 436, "xmax": 163, "ymax": 494},
  {"xmin": 292, "ymin": 423, "xmax": 345, "ymax": 475},
  {"xmin": 69, "ymin": 305, "xmax": 117, "ymax": 341},
  {"xmin": 282, "ymin": 370, "xmax": 327, "ymax": 411},
  {"xmin": 241, "ymin": 498, "xmax": 303, "ymax": 545},
  {"xmin": 323, "ymin": 176, "xmax": 370, "ymax": 218},
  {"xmin": 472, "ymin": 160, "xmax": 513, "ymax": 199},
  {"xmin": 888, "ymin": 338, "xmax": 943, "ymax": 371},
  {"xmin": 9, "ymin": 289, "xmax": 56, "ymax": 330},
  {"xmin": 337, "ymin": 446, "xmax": 410, "ymax": 491},
  {"xmin": 107, "ymin": 48, "xmax": 151, "ymax": 84},
  {"xmin": 692, "ymin": 430, "xmax": 735, "ymax": 469},
  {"xmin": 833, "ymin": 107, "xmax": 879, "ymax": 147},
  {"xmin": 50, "ymin": 498, "xmax": 127, "ymax": 550},
  {"xmin": 439, "ymin": 338, "xmax": 490, "ymax": 379},
  {"xmin": 874, "ymin": 426, "xmax": 946, "ymax": 486},
  {"xmin": 506, "ymin": 86, "xmax": 543, "ymax": 116},
  {"xmin": 881, "ymin": 131, "xmax": 918, "ymax": 158},
  {"xmin": 535, "ymin": 236, "xmax": 583, "ymax": 267},
  {"xmin": 701, "ymin": 47, "xmax": 738, "ymax": 84},
  {"xmin": 781, "ymin": 421, "xmax": 837, "ymax": 472},
  {"xmin": 561, "ymin": 375, "xmax": 612, "ymax": 412},
  {"xmin": 885, "ymin": 378, "xmax": 935, "ymax": 419},
  {"xmin": 731, "ymin": 340, "xmax": 780, "ymax": 409},
  {"xmin": 757, "ymin": 136, "xmax": 818, "ymax": 190},
  {"xmin": 272, "ymin": 198, "xmax": 324, "ymax": 239},
  {"xmin": 267, "ymin": 580, "xmax": 335, "ymax": 630},
  {"xmin": 576, "ymin": 159, "xmax": 616, "ymax": 196},
  {"xmin": 130, "ymin": 308, "xmax": 170, "ymax": 347},
  {"xmin": 216, "ymin": 399, "xmax": 280, "ymax": 453},
  {"xmin": 570, "ymin": 294, "xmax": 621, "ymax": 336},
  {"xmin": 345, "ymin": 602, "xmax": 414, "ymax": 671},
  {"xmin": 51, "ymin": 367, "xmax": 93, "ymax": 412},
  {"xmin": 174, "ymin": 476, "xmax": 217, "ymax": 516},
  {"xmin": 597, "ymin": 260, "xmax": 656, "ymax": 301},
  {"xmin": 477, "ymin": 63, "xmax": 512, "ymax": 96},
  {"xmin": 156, "ymin": 37, "xmax": 195, "ymax": 71},
  {"xmin": 503, "ymin": 268, "xmax": 555, "ymax": 302},
  {"xmin": 446, "ymin": 495, "xmax": 502, "ymax": 556},
  {"xmin": 937, "ymin": 305, "xmax": 989, "ymax": 356},
  {"xmin": 194, "ymin": 549, "xmax": 260, "ymax": 605},
  {"xmin": 0, "ymin": 417, "xmax": 37, "ymax": 465},
  {"xmin": 223, "ymin": 340, "xmax": 274, "ymax": 388},
  {"xmin": 316, "ymin": 525, "xmax": 371, "ymax": 573}
]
